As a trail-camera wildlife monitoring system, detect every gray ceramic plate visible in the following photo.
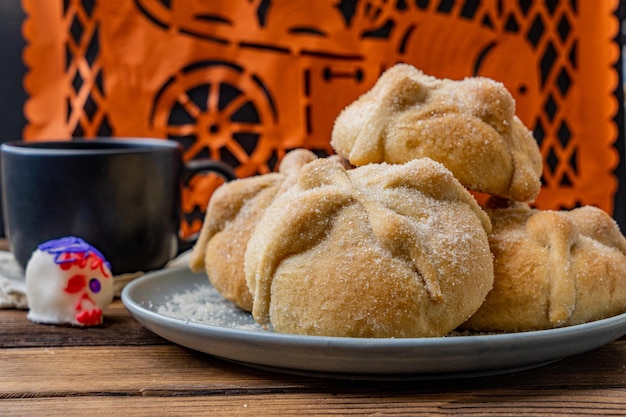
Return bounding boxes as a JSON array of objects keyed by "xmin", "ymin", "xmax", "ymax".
[{"xmin": 121, "ymin": 266, "xmax": 626, "ymax": 380}]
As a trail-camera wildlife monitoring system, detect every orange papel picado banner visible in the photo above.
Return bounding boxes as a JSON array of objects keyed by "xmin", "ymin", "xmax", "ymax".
[{"xmin": 22, "ymin": 0, "xmax": 624, "ymax": 235}]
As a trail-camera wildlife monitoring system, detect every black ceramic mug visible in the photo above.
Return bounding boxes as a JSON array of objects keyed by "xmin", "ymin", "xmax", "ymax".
[{"xmin": 1, "ymin": 138, "xmax": 236, "ymax": 275}]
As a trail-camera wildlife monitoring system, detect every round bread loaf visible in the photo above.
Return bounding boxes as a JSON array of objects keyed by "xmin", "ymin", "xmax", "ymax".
[
  {"xmin": 189, "ymin": 149, "xmax": 318, "ymax": 311},
  {"xmin": 331, "ymin": 63, "xmax": 542, "ymax": 202},
  {"xmin": 244, "ymin": 157, "xmax": 494, "ymax": 337},
  {"xmin": 463, "ymin": 200, "xmax": 626, "ymax": 332}
]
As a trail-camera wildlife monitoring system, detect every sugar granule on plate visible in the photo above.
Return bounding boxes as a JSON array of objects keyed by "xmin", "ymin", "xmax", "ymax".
[{"xmin": 156, "ymin": 283, "xmax": 264, "ymax": 331}]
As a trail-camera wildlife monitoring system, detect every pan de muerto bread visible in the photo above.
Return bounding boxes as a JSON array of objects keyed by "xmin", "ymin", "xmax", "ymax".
[
  {"xmin": 330, "ymin": 63, "xmax": 542, "ymax": 202},
  {"xmin": 244, "ymin": 157, "xmax": 494, "ymax": 337},
  {"xmin": 463, "ymin": 199, "xmax": 626, "ymax": 332},
  {"xmin": 189, "ymin": 149, "xmax": 319, "ymax": 311}
]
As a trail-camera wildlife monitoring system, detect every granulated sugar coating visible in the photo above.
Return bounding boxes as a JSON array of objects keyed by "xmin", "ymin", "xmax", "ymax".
[
  {"xmin": 330, "ymin": 63, "xmax": 542, "ymax": 202},
  {"xmin": 188, "ymin": 149, "xmax": 320, "ymax": 313},
  {"xmin": 157, "ymin": 283, "xmax": 264, "ymax": 331},
  {"xmin": 244, "ymin": 157, "xmax": 494, "ymax": 338},
  {"xmin": 463, "ymin": 201, "xmax": 626, "ymax": 332}
]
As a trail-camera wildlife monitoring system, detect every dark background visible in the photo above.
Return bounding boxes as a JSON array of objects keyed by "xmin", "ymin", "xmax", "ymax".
[
  {"xmin": 0, "ymin": 2, "xmax": 625, "ymax": 232},
  {"xmin": 0, "ymin": 2, "xmax": 27, "ymax": 142},
  {"xmin": 0, "ymin": 2, "xmax": 27, "ymax": 236}
]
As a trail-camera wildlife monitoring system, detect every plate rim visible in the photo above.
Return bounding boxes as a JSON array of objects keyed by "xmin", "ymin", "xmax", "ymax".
[{"xmin": 121, "ymin": 265, "xmax": 626, "ymax": 379}]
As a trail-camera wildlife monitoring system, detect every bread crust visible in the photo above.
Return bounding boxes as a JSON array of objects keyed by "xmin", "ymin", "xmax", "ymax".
[
  {"xmin": 245, "ymin": 158, "xmax": 494, "ymax": 337},
  {"xmin": 331, "ymin": 63, "xmax": 542, "ymax": 202},
  {"xmin": 189, "ymin": 149, "xmax": 318, "ymax": 311},
  {"xmin": 463, "ymin": 201, "xmax": 626, "ymax": 332}
]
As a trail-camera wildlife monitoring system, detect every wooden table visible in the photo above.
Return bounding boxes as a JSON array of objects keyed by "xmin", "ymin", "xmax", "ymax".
[{"xmin": 2, "ymin": 299, "xmax": 626, "ymax": 416}]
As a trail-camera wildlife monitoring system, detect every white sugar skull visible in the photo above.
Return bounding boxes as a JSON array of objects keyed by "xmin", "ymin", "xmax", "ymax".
[{"xmin": 25, "ymin": 237, "xmax": 114, "ymax": 326}]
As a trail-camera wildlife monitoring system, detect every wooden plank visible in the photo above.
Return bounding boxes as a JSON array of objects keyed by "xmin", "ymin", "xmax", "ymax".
[
  {"xmin": 2, "ymin": 342, "xmax": 626, "ymax": 396},
  {"xmin": 0, "ymin": 345, "xmax": 312, "ymax": 396},
  {"xmin": 3, "ymin": 301, "xmax": 626, "ymax": 417},
  {"xmin": 2, "ymin": 343, "xmax": 626, "ymax": 416},
  {"xmin": 0, "ymin": 301, "xmax": 168, "ymax": 348},
  {"xmin": 2, "ymin": 389, "xmax": 626, "ymax": 417}
]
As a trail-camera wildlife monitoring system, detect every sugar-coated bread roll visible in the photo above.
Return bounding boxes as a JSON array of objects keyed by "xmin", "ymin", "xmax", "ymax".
[
  {"xmin": 244, "ymin": 157, "xmax": 494, "ymax": 338},
  {"xmin": 189, "ymin": 149, "xmax": 319, "ymax": 311},
  {"xmin": 331, "ymin": 63, "xmax": 542, "ymax": 202},
  {"xmin": 463, "ymin": 200, "xmax": 626, "ymax": 332}
]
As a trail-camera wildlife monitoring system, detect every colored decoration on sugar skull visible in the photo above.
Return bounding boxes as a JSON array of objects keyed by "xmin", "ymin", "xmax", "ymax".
[{"xmin": 25, "ymin": 237, "xmax": 114, "ymax": 326}]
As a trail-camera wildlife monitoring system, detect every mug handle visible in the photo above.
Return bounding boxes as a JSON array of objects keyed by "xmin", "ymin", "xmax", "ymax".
[
  {"xmin": 183, "ymin": 159, "xmax": 237, "ymax": 184},
  {"xmin": 178, "ymin": 159, "xmax": 237, "ymax": 253}
]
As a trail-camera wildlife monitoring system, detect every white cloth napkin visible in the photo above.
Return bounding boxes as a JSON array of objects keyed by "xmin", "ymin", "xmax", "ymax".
[
  {"xmin": 0, "ymin": 250, "xmax": 191, "ymax": 309},
  {"xmin": 0, "ymin": 251, "xmax": 28, "ymax": 309}
]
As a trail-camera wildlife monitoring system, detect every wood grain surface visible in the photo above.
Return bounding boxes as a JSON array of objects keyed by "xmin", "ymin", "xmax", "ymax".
[{"xmin": 2, "ymin": 300, "xmax": 626, "ymax": 416}]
